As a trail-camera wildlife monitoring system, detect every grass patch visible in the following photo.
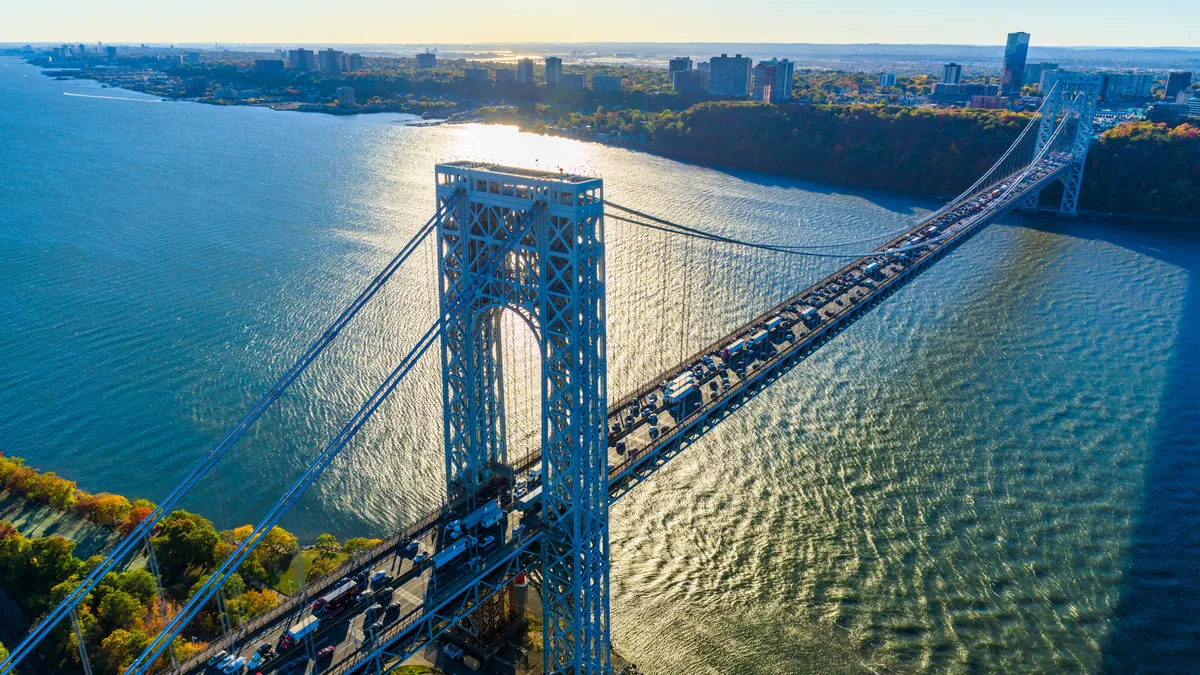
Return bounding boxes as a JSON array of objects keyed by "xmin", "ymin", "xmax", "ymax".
[{"xmin": 273, "ymin": 549, "xmax": 348, "ymax": 595}]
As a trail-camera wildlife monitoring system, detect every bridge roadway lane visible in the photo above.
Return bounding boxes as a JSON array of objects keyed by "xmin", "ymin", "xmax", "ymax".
[{"xmin": 180, "ymin": 158, "xmax": 1066, "ymax": 675}]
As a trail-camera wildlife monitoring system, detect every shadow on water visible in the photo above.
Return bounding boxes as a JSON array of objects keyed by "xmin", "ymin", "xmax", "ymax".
[{"xmin": 1019, "ymin": 215, "xmax": 1200, "ymax": 671}]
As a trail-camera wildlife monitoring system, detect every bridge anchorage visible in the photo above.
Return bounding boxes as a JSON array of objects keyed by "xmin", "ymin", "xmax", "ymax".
[{"xmin": 0, "ymin": 76, "xmax": 1102, "ymax": 675}]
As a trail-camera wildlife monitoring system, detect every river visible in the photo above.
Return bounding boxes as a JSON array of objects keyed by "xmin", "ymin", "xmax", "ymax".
[{"xmin": 1, "ymin": 58, "xmax": 1197, "ymax": 673}]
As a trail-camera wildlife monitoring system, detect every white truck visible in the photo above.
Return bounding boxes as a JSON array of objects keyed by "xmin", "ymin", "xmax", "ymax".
[
  {"xmin": 462, "ymin": 499, "xmax": 503, "ymax": 530},
  {"xmin": 279, "ymin": 615, "xmax": 318, "ymax": 649},
  {"xmin": 433, "ymin": 539, "xmax": 467, "ymax": 569}
]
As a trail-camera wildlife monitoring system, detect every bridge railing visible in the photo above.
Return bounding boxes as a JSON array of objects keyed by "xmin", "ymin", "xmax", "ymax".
[{"xmin": 172, "ymin": 497, "xmax": 452, "ymax": 673}]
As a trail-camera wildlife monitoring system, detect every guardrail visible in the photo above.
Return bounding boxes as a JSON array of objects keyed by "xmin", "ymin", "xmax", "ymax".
[{"xmin": 173, "ymin": 497, "xmax": 453, "ymax": 673}]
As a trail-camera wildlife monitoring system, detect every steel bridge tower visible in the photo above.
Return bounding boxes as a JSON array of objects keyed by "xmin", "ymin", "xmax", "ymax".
[
  {"xmin": 434, "ymin": 162, "xmax": 611, "ymax": 675},
  {"xmin": 1024, "ymin": 72, "xmax": 1101, "ymax": 216}
]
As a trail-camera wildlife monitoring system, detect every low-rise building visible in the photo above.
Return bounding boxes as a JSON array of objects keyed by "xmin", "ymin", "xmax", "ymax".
[
  {"xmin": 416, "ymin": 51, "xmax": 437, "ymax": 69},
  {"xmin": 970, "ymin": 95, "xmax": 1009, "ymax": 109},
  {"xmin": 255, "ymin": 59, "xmax": 285, "ymax": 73},
  {"xmin": 879, "ymin": 73, "xmax": 897, "ymax": 87},
  {"xmin": 495, "ymin": 68, "xmax": 516, "ymax": 83},
  {"xmin": 560, "ymin": 73, "xmax": 585, "ymax": 88},
  {"xmin": 592, "ymin": 74, "xmax": 622, "ymax": 91}
]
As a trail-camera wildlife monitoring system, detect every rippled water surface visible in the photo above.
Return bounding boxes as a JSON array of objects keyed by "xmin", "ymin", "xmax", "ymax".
[{"xmin": 2, "ymin": 59, "xmax": 1197, "ymax": 673}]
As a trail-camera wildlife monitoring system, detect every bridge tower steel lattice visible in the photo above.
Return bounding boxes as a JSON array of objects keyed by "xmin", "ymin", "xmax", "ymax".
[
  {"xmin": 434, "ymin": 162, "xmax": 611, "ymax": 675},
  {"xmin": 1032, "ymin": 73, "xmax": 1101, "ymax": 216}
]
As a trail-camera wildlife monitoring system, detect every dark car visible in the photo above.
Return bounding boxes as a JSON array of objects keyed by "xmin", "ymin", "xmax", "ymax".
[
  {"xmin": 317, "ymin": 646, "xmax": 335, "ymax": 659},
  {"xmin": 256, "ymin": 643, "xmax": 274, "ymax": 656}
]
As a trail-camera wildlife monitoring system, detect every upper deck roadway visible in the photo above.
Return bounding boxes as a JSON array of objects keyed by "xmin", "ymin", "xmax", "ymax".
[{"xmin": 179, "ymin": 155, "xmax": 1070, "ymax": 675}]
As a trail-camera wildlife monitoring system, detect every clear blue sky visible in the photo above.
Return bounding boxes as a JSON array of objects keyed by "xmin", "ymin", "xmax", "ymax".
[{"xmin": 5, "ymin": 0, "xmax": 1198, "ymax": 47}]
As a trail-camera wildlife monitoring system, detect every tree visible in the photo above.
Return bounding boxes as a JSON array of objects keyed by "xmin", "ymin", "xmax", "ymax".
[
  {"xmin": 242, "ymin": 589, "xmax": 277, "ymax": 618},
  {"xmin": 98, "ymin": 589, "xmax": 143, "ymax": 629},
  {"xmin": 85, "ymin": 494, "xmax": 133, "ymax": 527},
  {"xmin": 305, "ymin": 554, "xmax": 339, "ymax": 582},
  {"xmin": 97, "ymin": 628, "xmax": 149, "ymax": 675},
  {"xmin": 117, "ymin": 569, "xmax": 158, "ymax": 606},
  {"xmin": 151, "ymin": 511, "xmax": 219, "ymax": 591},
  {"xmin": 315, "ymin": 533, "xmax": 341, "ymax": 556},
  {"xmin": 342, "ymin": 537, "xmax": 382, "ymax": 556}
]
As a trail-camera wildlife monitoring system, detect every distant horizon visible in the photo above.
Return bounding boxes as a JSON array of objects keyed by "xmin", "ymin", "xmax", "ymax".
[
  {"xmin": 7, "ymin": 41, "xmax": 1200, "ymax": 51},
  {"xmin": 5, "ymin": 0, "xmax": 1199, "ymax": 48}
]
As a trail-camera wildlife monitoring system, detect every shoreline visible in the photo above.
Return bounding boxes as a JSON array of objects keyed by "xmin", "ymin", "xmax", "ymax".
[{"xmin": 22, "ymin": 58, "xmax": 1199, "ymax": 226}]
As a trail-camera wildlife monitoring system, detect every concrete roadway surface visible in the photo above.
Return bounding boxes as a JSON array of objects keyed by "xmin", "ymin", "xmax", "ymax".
[{"xmin": 190, "ymin": 506, "xmax": 522, "ymax": 675}]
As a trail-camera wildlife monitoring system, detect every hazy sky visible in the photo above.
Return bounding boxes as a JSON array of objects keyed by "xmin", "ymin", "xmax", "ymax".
[{"xmin": 6, "ymin": 0, "xmax": 1198, "ymax": 47}]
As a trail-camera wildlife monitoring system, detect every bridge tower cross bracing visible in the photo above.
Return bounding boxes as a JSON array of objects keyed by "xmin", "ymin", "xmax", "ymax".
[
  {"xmin": 1032, "ymin": 73, "xmax": 1101, "ymax": 216},
  {"xmin": 435, "ymin": 162, "xmax": 611, "ymax": 675}
]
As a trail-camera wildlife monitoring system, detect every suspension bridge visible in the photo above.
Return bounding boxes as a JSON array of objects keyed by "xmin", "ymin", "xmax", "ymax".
[{"xmin": 0, "ymin": 75, "xmax": 1100, "ymax": 675}]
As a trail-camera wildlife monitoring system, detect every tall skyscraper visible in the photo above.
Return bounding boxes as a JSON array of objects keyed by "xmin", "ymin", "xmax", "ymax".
[
  {"xmin": 708, "ymin": 54, "xmax": 753, "ymax": 97},
  {"xmin": 517, "ymin": 58, "xmax": 535, "ymax": 84},
  {"xmin": 545, "ymin": 56, "xmax": 563, "ymax": 85},
  {"xmin": 336, "ymin": 86, "xmax": 355, "ymax": 108},
  {"xmin": 752, "ymin": 58, "xmax": 794, "ymax": 102},
  {"xmin": 464, "ymin": 67, "xmax": 489, "ymax": 82},
  {"xmin": 668, "ymin": 56, "xmax": 693, "ymax": 75},
  {"xmin": 1001, "ymin": 32, "xmax": 1030, "ymax": 96},
  {"xmin": 1165, "ymin": 71, "xmax": 1193, "ymax": 101},
  {"xmin": 105, "ymin": 46, "xmax": 117, "ymax": 60},
  {"xmin": 942, "ymin": 63, "xmax": 962, "ymax": 85},
  {"xmin": 347, "ymin": 54, "xmax": 364, "ymax": 71}
]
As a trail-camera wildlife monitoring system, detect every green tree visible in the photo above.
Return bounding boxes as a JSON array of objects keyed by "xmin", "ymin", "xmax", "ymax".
[
  {"xmin": 315, "ymin": 533, "xmax": 341, "ymax": 556},
  {"xmin": 98, "ymin": 589, "xmax": 143, "ymax": 629},
  {"xmin": 97, "ymin": 628, "xmax": 149, "ymax": 675},
  {"xmin": 342, "ymin": 537, "xmax": 382, "ymax": 555},
  {"xmin": 151, "ymin": 511, "xmax": 218, "ymax": 590}
]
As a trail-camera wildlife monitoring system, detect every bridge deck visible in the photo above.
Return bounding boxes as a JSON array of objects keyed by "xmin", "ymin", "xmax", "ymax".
[{"xmin": 176, "ymin": 157, "xmax": 1069, "ymax": 675}]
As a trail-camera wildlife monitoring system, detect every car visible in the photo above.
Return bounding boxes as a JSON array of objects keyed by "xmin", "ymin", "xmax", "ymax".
[
  {"xmin": 404, "ymin": 539, "xmax": 420, "ymax": 554},
  {"xmin": 222, "ymin": 656, "xmax": 247, "ymax": 674},
  {"xmin": 367, "ymin": 602, "xmax": 383, "ymax": 616},
  {"xmin": 370, "ymin": 569, "xmax": 389, "ymax": 584},
  {"xmin": 413, "ymin": 551, "xmax": 429, "ymax": 564},
  {"xmin": 247, "ymin": 653, "xmax": 263, "ymax": 669},
  {"xmin": 480, "ymin": 535, "xmax": 495, "ymax": 548},
  {"xmin": 385, "ymin": 600, "xmax": 400, "ymax": 612},
  {"xmin": 353, "ymin": 571, "xmax": 367, "ymax": 586},
  {"xmin": 281, "ymin": 657, "xmax": 307, "ymax": 674},
  {"xmin": 468, "ymin": 556, "xmax": 483, "ymax": 568},
  {"xmin": 256, "ymin": 643, "xmax": 274, "ymax": 657},
  {"xmin": 356, "ymin": 590, "xmax": 371, "ymax": 602},
  {"xmin": 215, "ymin": 654, "xmax": 236, "ymax": 669},
  {"xmin": 208, "ymin": 651, "xmax": 229, "ymax": 667},
  {"xmin": 317, "ymin": 646, "xmax": 335, "ymax": 659}
]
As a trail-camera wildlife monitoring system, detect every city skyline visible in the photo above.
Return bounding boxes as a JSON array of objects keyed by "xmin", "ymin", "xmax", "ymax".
[{"xmin": 4, "ymin": 0, "xmax": 1200, "ymax": 48}]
